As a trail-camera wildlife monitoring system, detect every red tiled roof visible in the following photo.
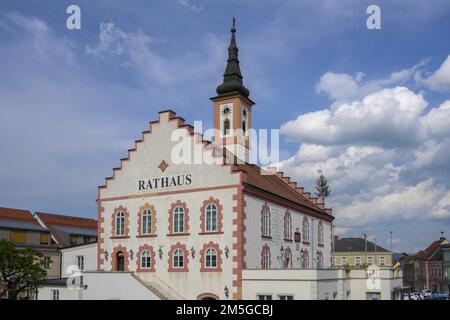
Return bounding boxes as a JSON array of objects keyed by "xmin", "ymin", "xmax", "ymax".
[
  {"xmin": 417, "ymin": 239, "xmax": 446, "ymax": 260},
  {"xmin": 0, "ymin": 207, "xmax": 39, "ymax": 224},
  {"xmin": 35, "ymin": 212, "xmax": 97, "ymax": 229}
]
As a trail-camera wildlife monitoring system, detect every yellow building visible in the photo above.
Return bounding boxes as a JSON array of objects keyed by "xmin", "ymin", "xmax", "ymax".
[{"xmin": 332, "ymin": 236, "xmax": 393, "ymax": 268}]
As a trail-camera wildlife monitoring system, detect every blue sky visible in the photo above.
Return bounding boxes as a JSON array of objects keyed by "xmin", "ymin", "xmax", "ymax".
[{"xmin": 1, "ymin": 0, "xmax": 450, "ymax": 253}]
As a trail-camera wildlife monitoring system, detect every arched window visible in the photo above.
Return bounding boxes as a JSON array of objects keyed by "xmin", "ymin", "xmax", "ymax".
[
  {"xmin": 317, "ymin": 251, "xmax": 323, "ymax": 269},
  {"xmin": 115, "ymin": 211, "xmax": 125, "ymax": 236},
  {"xmin": 141, "ymin": 250, "xmax": 151, "ymax": 269},
  {"xmin": 242, "ymin": 120, "xmax": 246, "ymax": 134},
  {"xmin": 284, "ymin": 212, "xmax": 292, "ymax": 240},
  {"xmin": 302, "ymin": 218, "xmax": 309, "ymax": 243},
  {"xmin": 173, "ymin": 206, "xmax": 184, "ymax": 233},
  {"xmin": 318, "ymin": 221, "xmax": 324, "ymax": 246},
  {"xmin": 223, "ymin": 118, "xmax": 231, "ymax": 136},
  {"xmin": 205, "ymin": 204, "xmax": 217, "ymax": 232},
  {"xmin": 302, "ymin": 249, "xmax": 309, "ymax": 269},
  {"xmin": 262, "ymin": 246, "xmax": 270, "ymax": 269},
  {"xmin": 284, "ymin": 247, "xmax": 292, "ymax": 269},
  {"xmin": 173, "ymin": 248, "xmax": 184, "ymax": 268},
  {"xmin": 262, "ymin": 206, "xmax": 270, "ymax": 237},
  {"xmin": 142, "ymin": 208, "xmax": 152, "ymax": 235},
  {"xmin": 205, "ymin": 248, "xmax": 217, "ymax": 268}
]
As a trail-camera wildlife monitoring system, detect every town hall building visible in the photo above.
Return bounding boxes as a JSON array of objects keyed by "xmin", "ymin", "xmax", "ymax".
[{"xmin": 96, "ymin": 21, "xmax": 334, "ymax": 300}]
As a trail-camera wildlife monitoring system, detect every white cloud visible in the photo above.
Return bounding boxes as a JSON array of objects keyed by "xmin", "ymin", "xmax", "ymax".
[
  {"xmin": 314, "ymin": 59, "xmax": 429, "ymax": 102},
  {"xmin": 315, "ymin": 72, "xmax": 361, "ymax": 101},
  {"xmin": 421, "ymin": 55, "xmax": 450, "ymax": 91},
  {"xmin": 281, "ymin": 87, "xmax": 428, "ymax": 147},
  {"xmin": 176, "ymin": 0, "xmax": 204, "ymax": 13}
]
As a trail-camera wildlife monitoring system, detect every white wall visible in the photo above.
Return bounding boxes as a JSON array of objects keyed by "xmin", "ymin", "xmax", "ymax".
[
  {"xmin": 244, "ymin": 195, "xmax": 332, "ymax": 270},
  {"xmin": 242, "ymin": 268, "xmax": 401, "ymax": 300},
  {"xmin": 60, "ymin": 243, "xmax": 97, "ymax": 277},
  {"xmin": 99, "ymin": 112, "xmax": 242, "ymax": 300}
]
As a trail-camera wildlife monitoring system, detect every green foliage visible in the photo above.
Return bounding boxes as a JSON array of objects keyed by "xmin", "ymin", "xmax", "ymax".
[
  {"xmin": 0, "ymin": 240, "xmax": 47, "ymax": 300},
  {"xmin": 315, "ymin": 174, "xmax": 331, "ymax": 203}
]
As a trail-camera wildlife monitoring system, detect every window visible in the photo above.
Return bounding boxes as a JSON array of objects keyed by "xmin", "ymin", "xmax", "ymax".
[
  {"xmin": 262, "ymin": 206, "xmax": 270, "ymax": 237},
  {"xmin": 173, "ymin": 206, "xmax": 184, "ymax": 233},
  {"xmin": 317, "ymin": 221, "xmax": 324, "ymax": 245},
  {"xmin": 379, "ymin": 256, "xmax": 385, "ymax": 266},
  {"xmin": 205, "ymin": 204, "xmax": 217, "ymax": 232},
  {"xmin": 284, "ymin": 212, "xmax": 292, "ymax": 240},
  {"xmin": 115, "ymin": 211, "xmax": 125, "ymax": 236},
  {"xmin": 331, "ymin": 257, "xmax": 335, "ymax": 267},
  {"xmin": 142, "ymin": 208, "xmax": 152, "ymax": 235},
  {"xmin": 40, "ymin": 233, "xmax": 49, "ymax": 245},
  {"xmin": 302, "ymin": 218, "xmax": 309, "ymax": 243},
  {"xmin": 205, "ymin": 248, "xmax": 217, "ymax": 268},
  {"xmin": 302, "ymin": 250, "xmax": 309, "ymax": 269},
  {"xmin": 257, "ymin": 295, "xmax": 272, "ymax": 300},
  {"xmin": 262, "ymin": 246, "xmax": 270, "ymax": 269},
  {"xmin": 76, "ymin": 256, "xmax": 84, "ymax": 271},
  {"xmin": 44, "ymin": 256, "xmax": 51, "ymax": 269},
  {"xmin": 223, "ymin": 118, "xmax": 231, "ymax": 136},
  {"xmin": 242, "ymin": 120, "xmax": 246, "ymax": 134},
  {"xmin": 278, "ymin": 295, "xmax": 294, "ymax": 300},
  {"xmin": 51, "ymin": 289, "xmax": 59, "ymax": 300},
  {"xmin": 341, "ymin": 257, "xmax": 347, "ymax": 265},
  {"xmin": 141, "ymin": 250, "xmax": 151, "ymax": 269},
  {"xmin": 173, "ymin": 249, "xmax": 184, "ymax": 268},
  {"xmin": 10, "ymin": 230, "xmax": 26, "ymax": 244},
  {"xmin": 70, "ymin": 235, "xmax": 78, "ymax": 245},
  {"xmin": 316, "ymin": 251, "xmax": 323, "ymax": 269},
  {"xmin": 367, "ymin": 256, "xmax": 373, "ymax": 265},
  {"xmin": 355, "ymin": 256, "xmax": 361, "ymax": 266}
]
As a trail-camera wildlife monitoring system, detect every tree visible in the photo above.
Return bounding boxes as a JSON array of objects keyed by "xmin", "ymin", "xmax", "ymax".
[
  {"xmin": 315, "ymin": 174, "xmax": 331, "ymax": 204},
  {"xmin": 0, "ymin": 240, "xmax": 47, "ymax": 299}
]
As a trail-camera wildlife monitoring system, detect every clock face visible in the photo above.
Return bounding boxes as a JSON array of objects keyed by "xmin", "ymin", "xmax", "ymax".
[{"xmin": 222, "ymin": 106, "xmax": 231, "ymax": 117}]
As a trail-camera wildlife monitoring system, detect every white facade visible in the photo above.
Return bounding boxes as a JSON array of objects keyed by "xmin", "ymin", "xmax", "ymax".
[
  {"xmin": 60, "ymin": 243, "xmax": 97, "ymax": 277},
  {"xmin": 95, "ymin": 110, "xmax": 335, "ymax": 300},
  {"xmin": 242, "ymin": 268, "xmax": 403, "ymax": 300},
  {"xmin": 244, "ymin": 195, "xmax": 332, "ymax": 270}
]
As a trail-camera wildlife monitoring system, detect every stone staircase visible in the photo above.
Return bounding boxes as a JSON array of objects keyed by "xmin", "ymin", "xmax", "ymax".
[{"xmin": 131, "ymin": 273, "xmax": 184, "ymax": 300}]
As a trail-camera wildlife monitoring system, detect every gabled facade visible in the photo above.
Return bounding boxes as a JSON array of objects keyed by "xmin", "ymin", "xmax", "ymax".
[{"xmin": 97, "ymin": 22, "xmax": 334, "ymax": 300}]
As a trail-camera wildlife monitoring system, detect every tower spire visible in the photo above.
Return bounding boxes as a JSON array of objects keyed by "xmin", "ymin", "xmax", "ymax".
[{"xmin": 216, "ymin": 17, "xmax": 250, "ymax": 98}]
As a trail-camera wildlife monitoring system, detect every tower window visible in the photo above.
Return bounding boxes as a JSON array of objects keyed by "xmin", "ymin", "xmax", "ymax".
[
  {"xmin": 242, "ymin": 120, "xmax": 246, "ymax": 134},
  {"xmin": 223, "ymin": 118, "xmax": 231, "ymax": 135}
]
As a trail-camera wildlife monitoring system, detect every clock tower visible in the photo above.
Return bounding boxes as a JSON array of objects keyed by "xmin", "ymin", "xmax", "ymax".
[{"xmin": 211, "ymin": 18, "xmax": 255, "ymax": 163}]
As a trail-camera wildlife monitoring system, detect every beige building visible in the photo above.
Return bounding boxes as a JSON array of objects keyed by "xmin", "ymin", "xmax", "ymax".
[
  {"xmin": 0, "ymin": 207, "xmax": 61, "ymax": 281},
  {"xmin": 333, "ymin": 236, "xmax": 393, "ymax": 268}
]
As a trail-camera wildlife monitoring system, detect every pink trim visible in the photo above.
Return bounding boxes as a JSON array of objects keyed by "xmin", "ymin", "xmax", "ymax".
[
  {"xmin": 168, "ymin": 243, "xmax": 189, "ymax": 272},
  {"xmin": 200, "ymin": 197, "xmax": 223, "ymax": 234},
  {"xmin": 111, "ymin": 206, "xmax": 129, "ymax": 238},
  {"xmin": 111, "ymin": 245, "xmax": 129, "ymax": 272},
  {"xmin": 200, "ymin": 242, "xmax": 223, "ymax": 272},
  {"xmin": 136, "ymin": 244, "xmax": 156, "ymax": 272},
  {"xmin": 168, "ymin": 200, "xmax": 189, "ymax": 235},
  {"xmin": 261, "ymin": 244, "xmax": 271, "ymax": 269}
]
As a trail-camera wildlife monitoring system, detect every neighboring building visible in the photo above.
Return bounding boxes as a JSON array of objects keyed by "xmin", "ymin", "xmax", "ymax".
[
  {"xmin": 442, "ymin": 243, "xmax": 450, "ymax": 293},
  {"xmin": 401, "ymin": 237, "xmax": 449, "ymax": 293},
  {"xmin": 34, "ymin": 212, "xmax": 97, "ymax": 247},
  {"xmin": 333, "ymin": 236, "xmax": 393, "ymax": 268},
  {"xmin": 60, "ymin": 242, "xmax": 97, "ymax": 277},
  {"xmin": 0, "ymin": 207, "xmax": 60, "ymax": 279}
]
